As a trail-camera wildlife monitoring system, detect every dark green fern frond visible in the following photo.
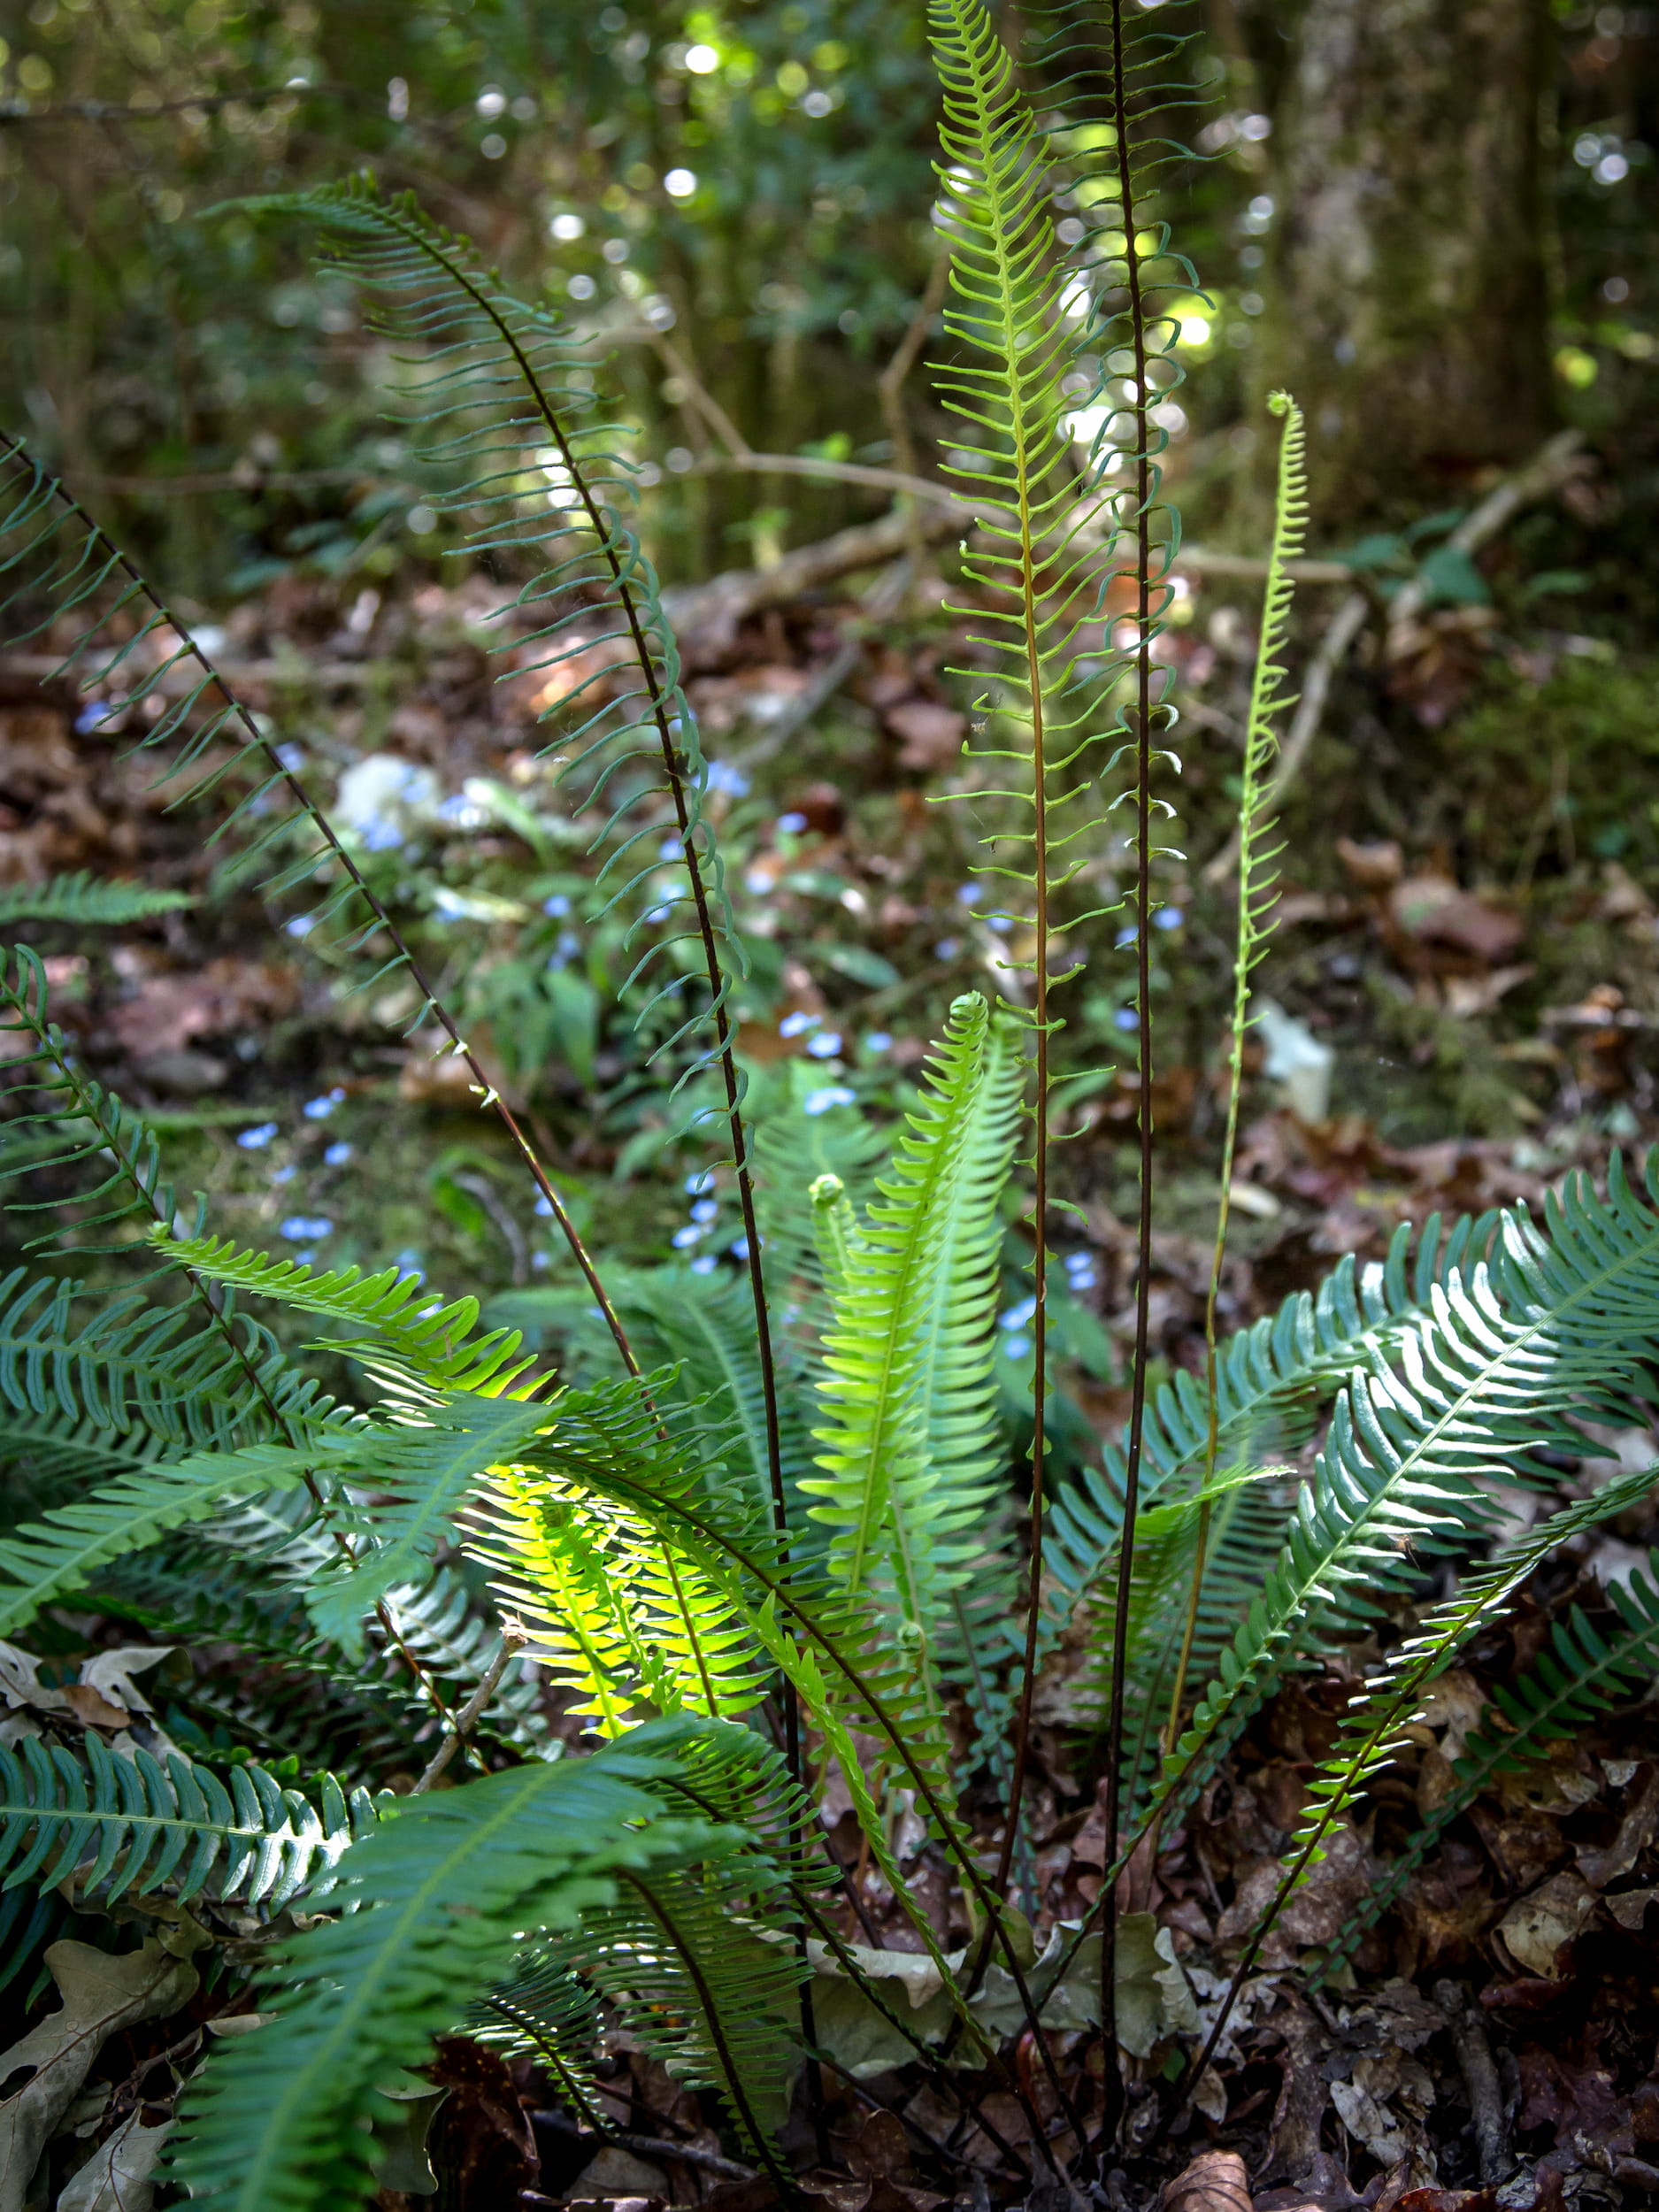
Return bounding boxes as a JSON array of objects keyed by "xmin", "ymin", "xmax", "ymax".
[
  {"xmin": 0, "ymin": 873, "xmax": 195, "ymax": 927},
  {"xmin": 0, "ymin": 1267, "xmax": 322, "ymax": 1455},
  {"xmin": 1317, "ymin": 1556, "xmax": 1659, "ymax": 1984},
  {"xmin": 0, "ymin": 1440, "xmax": 321, "ymax": 1636},
  {"xmin": 1149, "ymin": 1163, "xmax": 1659, "ymax": 1842},
  {"xmin": 168, "ymin": 1743, "xmax": 732, "ymax": 2212},
  {"xmin": 0, "ymin": 1731, "xmax": 370, "ymax": 1916},
  {"xmin": 1278, "ymin": 1456, "xmax": 1659, "ymax": 1938}
]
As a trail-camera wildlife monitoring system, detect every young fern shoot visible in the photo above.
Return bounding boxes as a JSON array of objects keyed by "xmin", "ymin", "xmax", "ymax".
[{"xmin": 1164, "ymin": 391, "xmax": 1307, "ymax": 1750}]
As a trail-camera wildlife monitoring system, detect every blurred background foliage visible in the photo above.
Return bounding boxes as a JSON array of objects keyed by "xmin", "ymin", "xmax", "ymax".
[{"xmin": 4, "ymin": 0, "xmax": 1652, "ymax": 597}]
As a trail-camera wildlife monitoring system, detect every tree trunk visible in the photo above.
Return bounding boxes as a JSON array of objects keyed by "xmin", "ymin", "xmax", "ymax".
[{"xmin": 1248, "ymin": 0, "xmax": 1554, "ymax": 526}]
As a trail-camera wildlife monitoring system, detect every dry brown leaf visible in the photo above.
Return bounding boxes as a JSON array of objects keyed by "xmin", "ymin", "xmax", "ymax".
[
  {"xmin": 1162, "ymin": 2148, "xmax": 1251, "ymax": 2212},
  {"xmin": 1495, "ymin": 1869, "xmax": 1596, "ymax": 1978}
]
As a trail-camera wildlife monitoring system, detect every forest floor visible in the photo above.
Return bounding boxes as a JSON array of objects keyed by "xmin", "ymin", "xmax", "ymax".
[{"xmin": 4, "ymin": 539, "xmax": 1659, "ymax": 2212}]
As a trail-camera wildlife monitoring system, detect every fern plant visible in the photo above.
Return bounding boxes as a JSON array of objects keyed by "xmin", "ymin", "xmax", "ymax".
[{"xmin": 0, "ymin": 0, "xmax": 1655, "ymax": 2200}]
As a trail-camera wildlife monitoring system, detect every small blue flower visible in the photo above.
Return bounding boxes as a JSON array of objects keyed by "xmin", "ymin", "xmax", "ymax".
[
  {"xmin": 934, "ymin": 937, "xmax": 960, "ymax": 960},
  {"xmin": 534, "ymin": 1194, "xmax": 554, "ymax": 1217},
  {"xmin": 286, "ymin": 915, "xmax": 318, "ymax": 940},
  {"xmin": 1116, "ymin": 925, "xmax": 1138, "ymax": 949},
  {"xmin": 777, "ymin": 810, "xmax": 808, "ymax": 834},
  {"xmin": 685, "ymin": 1169, "xmax": 716, "ymax": 1195},
  {"xmin": 74, "ymin": 700, "xmax": 117, "ymax": 734},
  {"xmin": 728, "ymin": 1235, "xmax": 751, "ymax": 1260},
  {"xmin": 690, "ymin": 1253, "xmax": 718, "ymax": 1274},
  {"xmin": 659, "ymin": 835, "xmax": 684, "ymax": 863},
  {"xmin": 864, "ymin": 1031, "xmax": 893, "ymax": 1054},
  {"xmin": 272, "ymin": 1164, "xmax": 296, "ymax": 1185},
  {"xmin": 745, "ymin": 868, "xmax": 772, "ymax": 895},
  {"xmin": 324, "ymin": 1141, "xmax": 353, "ymax": 1166},
  {"xmin": 705, "ymin": 760, "xmax": 750, "ymax": 797},
  {"xmin": 532, "ymin": 1250, "xmax": 549, "ymax": 1271},
  {"xmin": 542, "ymin": 893, "xmax": 572, "ymax": 918},
  {"xmin": 690, "ymin": 1198, "xmax": 718, "ymax": 1225},
  {"xmin": 236, "ymin": 1122, "xmax": 279, "ymax": 1150},
  {"xmin": 644, "ymin": 902, "xmax": 673, "ymax": 925},
  {"xmin": 803, "ymin": 1086, "xmax": 856, "ymax": 1117},
  {"xmin": 279, "ymin": 1215, "xmax": 333, "ymax": 1241},
  {"xmin": 1113, "ymin": 1007, "xmax": 1140, "ymax": 1032},
  {"xmin": 303, "ymin": 1089, "xmax": 345, "ymax": 1120},
  {"xmin": 805, "ymin": 1031, "xmax": 842, "ymax": 1059},
  {"xmin": 1155, "ymin": 906, "xmax": 1184, "ymax": 931},
  {"xmin": 957, "ymin": 881, "xmax": 984, "ymax": 906},
  {"xmin": 1001, "ymin": 1296, "xmax": 1038, "ymax": 1331},
  {"xmin": 1002, "ymin": 1333, "xmax": 1032, "ymax": 1360},
  {"xmin": 274, "ymin": 742, "xmax": 306, "ymax": 772},
  {"xmin": 779, "ymin": 1010, "xmax": 819, "ymax": 1039},
  {"xmin": 672, "ymin": 1224, "xmax": 704, "ymax": 1248},
  {"xmin": 359, "ymin": 818, "xmax": 405, "ymax": 853}
]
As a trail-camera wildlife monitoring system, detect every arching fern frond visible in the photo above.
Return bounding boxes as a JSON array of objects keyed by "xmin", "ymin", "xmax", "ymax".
[
  {"xmin": 151, "ymin": 1231, "xmax": 535, "ymax": 1399},
  {"xmin": 1150, "ymin": 1162, "xmax": 1659, "ymax": 1841},
  {"xmin": 0, "ymin": 1440, "xmax": 319, "ymax": 1636}
]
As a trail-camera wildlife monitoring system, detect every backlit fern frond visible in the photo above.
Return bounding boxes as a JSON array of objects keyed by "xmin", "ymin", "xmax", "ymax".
[
  {"xmin": 0, "ymin": 1731, "xmax": 370, "ymax": 1916},
  {"xmin": 472, "ymin": 1374, "xmax": 771, "ymax": 1731}
]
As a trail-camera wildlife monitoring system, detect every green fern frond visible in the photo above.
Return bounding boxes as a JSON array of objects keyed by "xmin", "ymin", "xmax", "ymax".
[
  {"xmin": 804, "ymin": 994, "xmax": 1022, "ymax": 1664},
  {"xmin": 168, "ymin": 1742, "xmax": 733, "ymax": 2212},
  {"xmin": 0, "ymin": 873, "xmax": 196, "ymax": 927},
  {"xmin": 153, "ymin": 1231, "xmax": 536, "ymax": 1398},
  {"xmin": 0, "ymin": 1731, "xmax": 370, "ymax": 1915},
  {"xmin": 0, "ymin": 1268, "xmax": 325, "ymax": 1454},
  {"xmin": 0, "ymin": 1441, "xmax": 319, "ymax": 1636},
  {"xmin": 556, "ymin": 1861, "xmax": 804, "ymax": 2154},
  {"xmin": 472, "ymin": 1374, "xmax": 772, "ymax": 1730},
  {"xmin": 1317, "ymin": 1556, "xmax": 1659, "ymax": 1983},
  {"xmin": 1149, "ymin": 1160, "xmax": 1659, "ymax": 1840},
  {"xmin": 1282, "ymin": 1455, "xmax": 1659, "ymax": 1901}
]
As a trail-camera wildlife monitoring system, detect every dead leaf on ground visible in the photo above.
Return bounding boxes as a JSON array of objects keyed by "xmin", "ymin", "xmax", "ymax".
[
  {"xmin": 1495, "ymin": 1869, "xmax": 1595, "ymax": 1979},
  {"xmin": 1162, "ymin": 2149, "xmax": 1251, "ymax": 2212},
  {"xmin": 884, "ymin": 698, "xmax": 964, "ymax": 772},
  {"xmin": 1387, "ymin": 874, "xmax": 1524, "ymax": 968}
]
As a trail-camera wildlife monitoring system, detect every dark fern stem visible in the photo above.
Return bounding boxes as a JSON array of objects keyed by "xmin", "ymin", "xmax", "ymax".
[
  {"xmin": 303, "ymin": 197, "xmax": 826, "ymax": 2126},
  {"xmin": 1100, "ymin": 0, "xmax": 1156, "ymax": 2135}
]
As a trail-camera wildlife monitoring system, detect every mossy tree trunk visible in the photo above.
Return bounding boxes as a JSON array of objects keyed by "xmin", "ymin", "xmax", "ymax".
[{"xmin": 1244, "ymin": 0, "xmax": 1555, "ymax": 525}]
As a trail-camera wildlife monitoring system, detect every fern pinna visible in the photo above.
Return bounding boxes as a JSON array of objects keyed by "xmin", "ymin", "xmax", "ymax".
[{"xmin": 2, "ymin": 0, "xmax": 1659, "ymax": 2199}]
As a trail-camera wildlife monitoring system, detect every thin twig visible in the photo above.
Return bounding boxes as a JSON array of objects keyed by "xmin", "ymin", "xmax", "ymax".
[{"xmin": 412, "ymin": 1627, "xmax": 527, "ymax": 1793}]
